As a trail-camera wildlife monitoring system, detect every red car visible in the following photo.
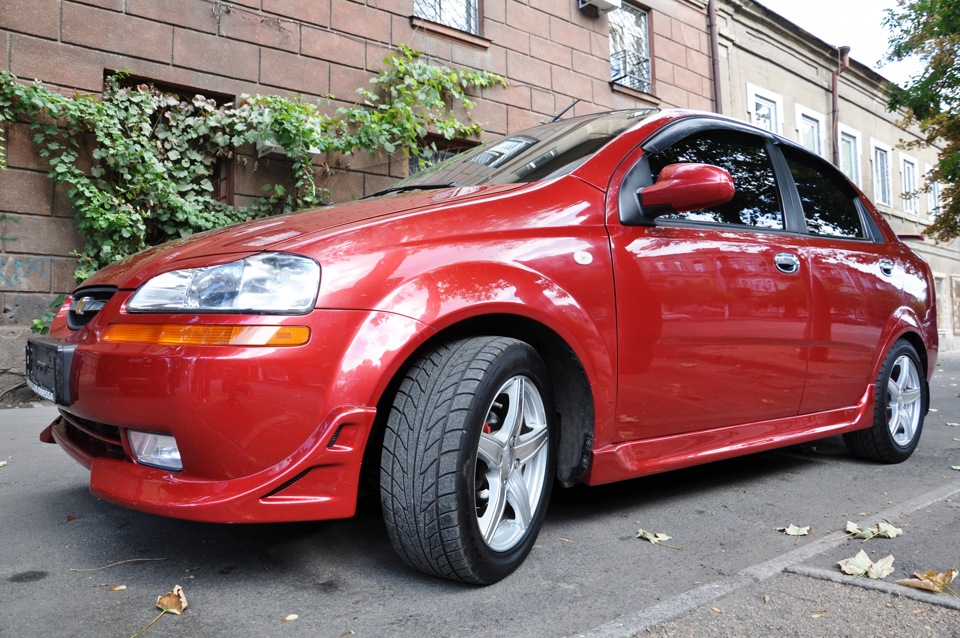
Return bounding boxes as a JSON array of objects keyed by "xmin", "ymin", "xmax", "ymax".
[{"xmin": 27, "ymin": 109, "xmax": 938, "ymax": 584}]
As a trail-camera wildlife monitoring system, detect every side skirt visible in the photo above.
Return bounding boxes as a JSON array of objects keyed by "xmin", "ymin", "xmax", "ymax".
[{"xmin": 585, "ymin": 386, "xmax": 875, "ymax": 486}]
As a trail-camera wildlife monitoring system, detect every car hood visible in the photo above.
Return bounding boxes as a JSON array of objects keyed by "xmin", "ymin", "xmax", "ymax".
[{"xmin": 80, "ymin": 183, "xmax": 527, "ymax": 289}]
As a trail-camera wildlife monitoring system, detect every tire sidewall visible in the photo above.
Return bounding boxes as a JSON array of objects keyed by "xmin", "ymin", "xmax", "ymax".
[
  {"xmin": 454, "ymin": 340, "xmax": 556, "ymax": 583},
  {"xmin": 875, "ymin": 341, "xmax": 926, "ymax": 459}
]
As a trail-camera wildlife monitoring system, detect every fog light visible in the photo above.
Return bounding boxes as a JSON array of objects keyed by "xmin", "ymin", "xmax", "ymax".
[{"xmin": 128, "ymin": 431, "xmax": 183, "ymax": 471}]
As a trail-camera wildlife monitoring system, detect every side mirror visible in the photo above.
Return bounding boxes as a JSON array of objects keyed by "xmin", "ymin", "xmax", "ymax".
[{"xmin": 638, "ymin": 163, "xmax": 735, "ymax": 222}]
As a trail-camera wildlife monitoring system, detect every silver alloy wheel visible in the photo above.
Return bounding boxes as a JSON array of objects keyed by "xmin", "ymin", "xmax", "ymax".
[
  {"xmin": 885, "ymin": 354, "xmax": 923, "ymax": 447},
  {"xmin": 475, "ymin": 375, "xmax": 550, "ymax": 553}
]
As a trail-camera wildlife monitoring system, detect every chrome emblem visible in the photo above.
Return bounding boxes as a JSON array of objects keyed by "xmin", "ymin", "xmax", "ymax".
[{"xmin": 71, "ymin": 296, "xmax": 103, "ymax": 315}]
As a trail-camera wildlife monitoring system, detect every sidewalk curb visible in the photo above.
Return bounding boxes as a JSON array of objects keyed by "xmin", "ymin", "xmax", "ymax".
[{"xmin": 578, "ymin": 480, "xmax": 960, "ymax": 637}]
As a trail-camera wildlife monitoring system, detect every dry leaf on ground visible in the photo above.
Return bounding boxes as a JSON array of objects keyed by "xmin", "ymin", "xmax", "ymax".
[
  {"xmin": 636, "ymin": 528, "xmax": 683, "ymax": 550},
  {"xmin": 777, "ymin": 524, "xmax": 811, "ymax": 537},
  {"xmin": 897, "ymin": 569, "xmax": 959, "ymax": 596},
  {"xmin": 844, "ymin": 521, "xmax": 903, "ymax": 541},
  {"xmin": 156, "ymin": 585, "xmax": 188, "ymax": 615},
  {"xmin": 837, "ymin": 549, "xmax": 895, "ymax": 580}
]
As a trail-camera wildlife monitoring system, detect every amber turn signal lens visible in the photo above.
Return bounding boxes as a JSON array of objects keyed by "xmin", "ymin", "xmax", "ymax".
[{"xmin": 101, "ymin": 324, "xmax": 310, "ymax": 347}]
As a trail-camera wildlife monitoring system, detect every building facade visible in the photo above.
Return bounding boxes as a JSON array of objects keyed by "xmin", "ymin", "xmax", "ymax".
[{"xmin": 716, "ymin": 0, "xmax": 955, "ymax": 350}]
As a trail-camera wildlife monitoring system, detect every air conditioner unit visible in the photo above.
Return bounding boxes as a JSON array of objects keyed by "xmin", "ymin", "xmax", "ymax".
[{"xmin": 578, "ymin": 0, "xmax": 621, "ymax": 15}]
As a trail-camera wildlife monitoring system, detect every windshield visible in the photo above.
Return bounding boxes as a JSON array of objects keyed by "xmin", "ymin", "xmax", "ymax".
[{"xmin": 396, "ymin": 109, "xmax": 657, "ymax": 189}]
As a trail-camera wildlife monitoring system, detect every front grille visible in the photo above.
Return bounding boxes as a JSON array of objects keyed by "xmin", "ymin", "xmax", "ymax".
[
  {"xmin": 58, "ymin": 411, "xmax": 128, "ymax": 462},
  {"xmin": 68, "ymin": 286, "xmax": 118, "ymax": 330}
]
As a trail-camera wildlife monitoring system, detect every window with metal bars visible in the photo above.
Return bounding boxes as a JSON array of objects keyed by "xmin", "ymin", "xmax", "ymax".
[
  {"xmin": 610, "ymin": 3, "xmax": 651, "ymax": 94},
  {"xmin": 414, "ymin": 0, "xmax": 480, "ymax": 35}
]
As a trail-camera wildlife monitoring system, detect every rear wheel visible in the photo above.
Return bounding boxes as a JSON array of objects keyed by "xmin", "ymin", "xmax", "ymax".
[
  {"xmin": 380, "ymin": 337, "xmax": 555, "ymax": 584},
  {"xmin": 844, "ymin": 340, "xmax": 926, "ymax": 463}
]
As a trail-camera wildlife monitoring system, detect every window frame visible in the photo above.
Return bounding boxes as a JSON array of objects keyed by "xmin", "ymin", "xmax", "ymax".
[
  {"xmin": 412, "ymin": 0, "xmax": 483, "ymax": 37},
  {"xmin": 746, "ymin": 83, "xmax": 784, "ymax": 135},
  {"xmin": 900, "ymin": 153, "xmax": 919, "ymax": 215},
  {"xmin": 869, "ymin": 139, "xmax": 893, "ymax": 207},
  {"xmin": 837, "ymin": 123, "xmax": 862, "ymax": 187},
  {"xmin": 794, "ymin": 105, "xmax": 825, "ymax": 157},
  {"xmin": 609, "ymin": 1, "xmax": 654, "ymax": 96}
]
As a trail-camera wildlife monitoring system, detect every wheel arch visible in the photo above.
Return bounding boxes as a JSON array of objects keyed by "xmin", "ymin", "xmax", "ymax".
[{"xmin": 363, "ymin": 313, "xmax": 597, "ymax": 490}]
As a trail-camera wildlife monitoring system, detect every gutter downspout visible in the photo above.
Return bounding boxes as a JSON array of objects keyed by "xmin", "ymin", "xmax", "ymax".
[
  {"xmin": 831, "ymin": 45, "xmax": 851, "ymax": 167},
  {"xmin": 708, "ymin": 0, "xmax": 722, "ymax": 113}
]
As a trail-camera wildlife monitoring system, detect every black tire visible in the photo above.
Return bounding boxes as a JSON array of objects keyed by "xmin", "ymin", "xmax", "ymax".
[
  {"xmin": 844, "ymin": 340, "xmax": 926, "ymax": 463},
  {"xmin": 380, "ymin": 337, "xmax": 555, "ymax": 584}
]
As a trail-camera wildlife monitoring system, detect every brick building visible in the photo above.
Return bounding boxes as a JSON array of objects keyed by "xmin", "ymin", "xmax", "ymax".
[{"xmin": 0, "ymin": 0, "xmax": 714, "ymax": 394}]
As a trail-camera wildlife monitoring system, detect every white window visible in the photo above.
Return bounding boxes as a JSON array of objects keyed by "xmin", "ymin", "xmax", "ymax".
[
  {"xmin": 746, "ymin": 84, "xmax": 783, "ymax": 134},
  {"xmin": 795, "ymin": 105, "xmax": 825, "ymax": 156},
  {"xmin": 901, "ymin": 154, "xmax": 919, "ymax": 214},
  {"xmin": 414, "ymin": 0, "xmax": 480, "ymax": 35},
  {"xmin": 838, "ymin": 125, "xmax": 862, "ymax": 186},
  {"xmin": 610, "ymin": 3, "xmax": 652, "ymax": 93},
  {"xmin": 870, "ymin": 139, "xmax": 892, "ymax": 206},
  {"xmin": 927, "ymin": 163, "xmax": 942, "ymax": 217}
]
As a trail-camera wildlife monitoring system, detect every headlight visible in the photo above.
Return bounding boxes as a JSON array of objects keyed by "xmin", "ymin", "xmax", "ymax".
[{"xmin": 127, "ymin": 253, "xmax": 320, "ymax": 314}]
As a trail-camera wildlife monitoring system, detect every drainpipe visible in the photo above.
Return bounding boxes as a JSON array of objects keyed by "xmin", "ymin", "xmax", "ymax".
[
  {"xmin": 831, "ymin": 45, "xmax": 851, "ymax": 167},
  {"xmin": 707, "ymin": 0, "xmax": 722, "ymax": 113}
]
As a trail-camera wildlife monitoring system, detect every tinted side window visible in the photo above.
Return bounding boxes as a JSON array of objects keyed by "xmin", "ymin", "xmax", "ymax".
[
  {"xmin": 784, "ymin": 148, "xmax": 865, "ymax": 239},
  {"xmin": 648, "ymin": 130, "xmax": 783, "ymax": 230}
]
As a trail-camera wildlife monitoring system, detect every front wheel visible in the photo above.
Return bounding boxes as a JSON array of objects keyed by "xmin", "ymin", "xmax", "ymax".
[
  {"xmin": 380, "ymin": 337, "xmax": 555, "ymax": 584},
  {"xmin": 844, "ymin": 340, "xmax": 927, "ymax": 463}
]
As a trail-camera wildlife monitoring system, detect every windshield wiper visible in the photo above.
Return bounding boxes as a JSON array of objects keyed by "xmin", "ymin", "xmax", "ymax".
[{"xmin": 367, "ymin": 183, "xmax": 459, "ymax": 198}]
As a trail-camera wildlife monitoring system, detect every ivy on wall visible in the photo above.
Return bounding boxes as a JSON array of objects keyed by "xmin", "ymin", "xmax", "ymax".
[{"xmin": 0, "ymin": 45, "xmax": 505, "ymax": 285}]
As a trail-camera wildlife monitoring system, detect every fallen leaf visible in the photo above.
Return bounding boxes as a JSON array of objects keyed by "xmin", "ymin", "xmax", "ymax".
[
  {"xmin": 156, "ymin": 585, "xmax": 188, "ymax": 615},
  {"xmin": 636, "ymin": 528, "xmax": 683, "ymax": 550},
  {"xmin": 951, "ymin": 466, "xmax": 960, "ymax": 472},
  {"xmin": 110, "ymin": 585, "xmax": 126, "ymax": 591},
  {"xmin": 897, "ymin": 569, "xmax": 959, "ymax": 596},
  {"xmin": 812, "ymin": 613, "xmax": 823, "ymax": 619},
  {"xmin": 559, "ymin": 538, "xmax": 573, "ymax": 543},
  {"xmin": 838, "ymin": 550, "xmax": 895, "ymax": 579},
  {"xmin": 928, "ymin": 408, "xmax": 938, "ymax": 412},
  {"xmin": 710, "ymin": 607, "xmax": 723, "ymax": 614},
  {"xmin": 66, "ymin": 514, "xmax": 75, "ymax": 523},
  {"xmin": 845, "ymin": 521, "xmax": 903, "ymax": 541},
  {"xmin": 947, "ymin": 422, "xmax": 960, "ymax": 427},
  {"xmin": 777, "ymin": 524, "xmax": 811, "ymax": 537},
  {"xmin": 282, "ymin": 614, "xmax": 299, "ymax": 622},
  {"xmin": 763, "ymin": 595, "xmax": 770, "ymax": 604},
  {"xmin": 0, "ymin": 461, "xmax": 7, "ymax": 467},
  {"xmin": 341, "ymin": 631, "xmax": 356, "ymax": 637},
  {"xmin": 868, "ymin": 555, "xmax": 896, "ymax": 580}
]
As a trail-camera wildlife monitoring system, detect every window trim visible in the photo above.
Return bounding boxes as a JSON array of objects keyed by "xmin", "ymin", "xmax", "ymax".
[
  {"xmin": 837, "ymin": 123, "xmax": 862, "ymax": 187},
  {"xmin": 869, "ymin": 138, "xmax": 893, "ymax": 207},
  {"xmin": 794, "ymin": 104, "xmax": 825, "ymax": 157},
  {"xmin": 410, "ymin": 0, "xmax": 488, "ymax": 46},
  {"xmin": 746, "ymin": 83, "xmax": 784, "ymax": 135},
  {"xmin": 609, "ymin": 1, "xmax": 654, "ymax": 96},
  {"xmin": 900, "ymin": 153, "xmax": 920, "ymax": 215}
]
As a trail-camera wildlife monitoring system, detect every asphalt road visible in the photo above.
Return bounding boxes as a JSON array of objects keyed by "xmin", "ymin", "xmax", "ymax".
[{"xmin": 2, "ymin": 354, "xmax": 959, "ymax": 637}]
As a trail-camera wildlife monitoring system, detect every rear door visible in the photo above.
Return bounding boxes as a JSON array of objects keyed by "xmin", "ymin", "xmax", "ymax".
[
  {"xmin": 609, "ymin": 125, "xmax": 812, "ymax": 441},
  {"xmin": 777, "ymin": 145, "xmax": 905, "ymax": 413}
]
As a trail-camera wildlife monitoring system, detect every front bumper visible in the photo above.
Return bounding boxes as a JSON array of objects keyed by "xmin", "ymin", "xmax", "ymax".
[
  {"xmin": 43, "ymin": 405, "xmax": 376, "ymax": 523},
  {"xmin": 36, "ymin": 294, "xmax": 431, "ymax": 523}
]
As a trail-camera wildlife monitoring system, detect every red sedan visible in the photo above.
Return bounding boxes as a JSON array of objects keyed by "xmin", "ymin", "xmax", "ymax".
[{"xmin": 27, "ymin": 109, "xmax": 938, "ymax": 584}]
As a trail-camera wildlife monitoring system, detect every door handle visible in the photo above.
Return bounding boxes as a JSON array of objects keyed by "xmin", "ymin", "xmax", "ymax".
[
  {"xmin": 879, "ymin": 258, "xmax": 895, "ymax": 277},
  {"xmin": 774, "ymin": 253, "xmax": 800, "ymax": 274}
]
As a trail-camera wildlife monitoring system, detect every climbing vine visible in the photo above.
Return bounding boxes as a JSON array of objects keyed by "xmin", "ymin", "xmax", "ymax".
[{"xmin": 0, "ymin": 45, "xmax": 504, "ymax": 285}]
